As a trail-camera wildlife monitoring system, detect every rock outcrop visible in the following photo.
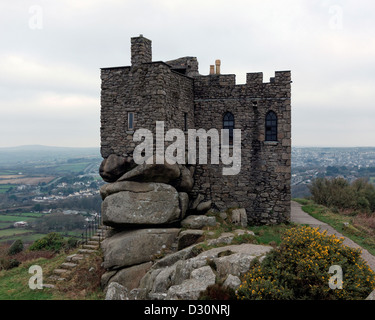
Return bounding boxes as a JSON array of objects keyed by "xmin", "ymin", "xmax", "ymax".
[
  {"xmin": 99, "ymin": 156, "xmax": 272, "ymax": 300},
  {"xmin": 100, "ymin": 158, "xmax": 216, "ymax": 294}
]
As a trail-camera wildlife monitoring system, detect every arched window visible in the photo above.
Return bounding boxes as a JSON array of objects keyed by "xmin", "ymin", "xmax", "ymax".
[
  {"xmin": 265, "ymin": 111, "xmax": 277, "ymax": 141},
  {"xmin": 223, "ymin": 112, "xmax": 234, "ymax": 145}
]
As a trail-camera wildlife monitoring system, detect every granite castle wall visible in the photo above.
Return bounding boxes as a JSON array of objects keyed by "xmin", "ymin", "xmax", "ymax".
[{"xmin": 100, "ymin": 36, "xmax": 291, "ymax": 225}]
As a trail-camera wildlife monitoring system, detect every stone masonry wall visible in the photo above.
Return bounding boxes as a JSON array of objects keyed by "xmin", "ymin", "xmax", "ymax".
[
  {"xmin": 100, "ymin": 62, "xmax": 193, "ymax": 159},
  {"xmin": 192, "ymin": 71, "xmax": 291, "ymax": 224},
  {"xmin": 100, "ymin": 36, "xmax": 291, "ymax": 225}
]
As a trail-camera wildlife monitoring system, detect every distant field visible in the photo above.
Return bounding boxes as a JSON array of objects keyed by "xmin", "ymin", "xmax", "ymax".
[
  {"xmin": 53, "ymin": 162, "xmax": 91, "ymax": 173},
  {"xmin": 10, "ymin": 212, "xmax": 44, "ymax": 218},
  {"xmin": 0, "ymin": 232, "xmax": 46, "ymax": 245},
  {"xmin": 0, "ymin": 184, "xmax": 14, "ymax": 193},
  {"xmin": 0, "ymin": 229, "xmax": 32, "ymax": 238},
  {"xmin": 0, "ymin": 176, "xmax": 55, "ymax": 185},
  {"xmin": 0, "ymin": 170, "xmax": 19, "ymax": 175},
  {"xmin": 0, "ymin": 175, "xmax": 25, "ymax": 179},
  {"xmin": 0, "ymin": 215, "xmax": 37, "ymax": 223},
  {"xmin": 370, "ymin": 177, "xmax": 375, "ymax": 185}
]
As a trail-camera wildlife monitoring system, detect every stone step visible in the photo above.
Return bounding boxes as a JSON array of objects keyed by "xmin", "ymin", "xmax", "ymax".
[
  {"xmin": 87, "ymin": 240, "xmax": 100, "ymax": 246},
  {"xmin": 66, "ymin": 254, "xmax": 84, "ymax": 262},
  {"xmin": 78, "ymin": 248, "xmax": 96, "ymax": 254},
  {"xmin": 49, "ymin": 275, "xmax": 66, "ymax": 282},
  {"xmin": 83, "ymin": 244, "xmax": 99, "ymax": 250},
  {"xmin": 61, "ymin": 262, "xmax": 78, "ymax": 269},
  {"xmin": 53, "ymin": 268, "xmax": 71, "ymax": 275},
  {"xmin": 90, "ymin": 236, "xmax": 103, "ymax": 242}
]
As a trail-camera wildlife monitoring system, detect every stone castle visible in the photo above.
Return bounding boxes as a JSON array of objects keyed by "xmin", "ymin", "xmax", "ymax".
[{"xmin": 99, "ymin": 35, "xmax": 292, "ymax": 225}]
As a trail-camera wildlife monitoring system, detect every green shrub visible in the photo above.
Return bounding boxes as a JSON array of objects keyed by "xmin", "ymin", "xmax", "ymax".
[
  {"xmin": 7, "ymin": 239, "xmax": 23, "ymax": 256},
  {"xmin": 236, "ymin": 226, "xmax": 375, "ymax": 300},
  {"xmin": 199, "ymin": 283, "xmax": 236, "ymax": 300},
  {"xmin": 28, "ymin": 232, "xmax": 65, "ymax": 252},
  {"xmin": 0, "ymin": 257, "xmax": 20, "ymax": 270},
  {"xmin": 309, "ymin": 177, "xmax": 375, "ymax": 213},
  {"xmin": 65, "ymin": 237, "xmax": 79, "ymax": 250}
]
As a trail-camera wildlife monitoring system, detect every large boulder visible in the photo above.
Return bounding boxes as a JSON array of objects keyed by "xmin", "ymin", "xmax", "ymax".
[
  {"xmin": 180, "ymin": 215, "xmax": 217, "ymax": 229},
  {"xmin": 105, "ymin": 282, "xmax": 128, "ymax": 300},
  {"xmin": 101, "ymin": 228, "xmax": 180, "ymax": 270},
  {"xmin": 99, "ymin": 154, "xmax": 134, "ymax": 182},
  {"xmin": 231, "ymin": 208, "xmax": 248, "ymax": 227},
  {"xmin": 174, "ymin": 166, "xmax": 194, "ymax": 192},
  {"xmin": 138, "ymin": 243, "xmax": 273, "ymax": 300},
  {"xmin": 118, "ymin": 160, "xmax": 180, "ymax": 184},
  {"xmin": 101, "ymin": 183, "xmax": 181, "ymax": 227},
  {"xmin": 102, "ymin": 261, "xmax": 153, "ymax": 291},
  {"xmin": 166, "ymin": 266, "xmax": 216, "ymax": 300},
  {"xmin": 100, "ymin": 181, "xmax": 154, "ymax": 200}
]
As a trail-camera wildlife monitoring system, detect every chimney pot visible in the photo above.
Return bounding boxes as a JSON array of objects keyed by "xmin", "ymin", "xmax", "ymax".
[
  {"xmin": 210, "ymin": 65, "xmax": 215, "ymax": 75},
  {"xmin": 215, "ymin": 59, "xmax": 221, "ymax": 74}
]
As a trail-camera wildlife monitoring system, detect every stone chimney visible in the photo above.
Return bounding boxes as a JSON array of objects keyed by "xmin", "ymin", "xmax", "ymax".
[
  {"xmin": 209, "ymin": 65, "xmax": 215, "ymax": 75},
  {"xmin": 215, "ymin": 59, "xmax": 221, "ymax": 74},
  {"xmin": 131, "ymin": 35, "xmax": 152, "ymax": 66}
]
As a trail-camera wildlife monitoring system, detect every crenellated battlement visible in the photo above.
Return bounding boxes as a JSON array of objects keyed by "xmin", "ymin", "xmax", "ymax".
[{"xmin": 193, "ymin": 70, "xmax": 291, "ymax": 101}]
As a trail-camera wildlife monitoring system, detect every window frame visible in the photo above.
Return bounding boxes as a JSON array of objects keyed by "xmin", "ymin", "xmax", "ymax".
[
  {"xmin": 265, "ymin": 111, "xmax": 278, "ymax": 142},
  {"xmin": 223, "ymin": 112, "xmax": 235, "ymax": 146},
  {"xmin": 127, "ymin": 112, "xmax": 135, "ymax": 131}
]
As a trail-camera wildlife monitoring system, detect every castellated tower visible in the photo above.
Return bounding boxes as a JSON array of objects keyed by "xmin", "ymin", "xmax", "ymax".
[{"xmin": 100, "ymin": 35, "xmax": 291, "ymax": 225}]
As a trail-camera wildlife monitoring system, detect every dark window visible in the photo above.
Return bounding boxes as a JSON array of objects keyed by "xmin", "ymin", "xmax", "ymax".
[
  {"xmin": 128, "ymin": 112, "xmax": 134, "ymax": 130},
  {"xmin": 265, "ymin": 111, "xmax": 277, "ymax": 141},
  {"xmin": 223, "ymin": 112, "xmax": 234, "ymax": 145},
  {"xmin": 184, "ymin": 113, "xmax": 188, "ymax": 132}
]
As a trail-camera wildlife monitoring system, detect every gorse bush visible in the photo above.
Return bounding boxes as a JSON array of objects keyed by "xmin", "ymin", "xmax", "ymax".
[
  {"xmin": 7, "ymin": 239, "xmax": 23, "ymax": 256},
  {"xmin": 28, "ymin": 232, "xmax": 74, "ymax": 252},
  {"xmin": 236, "ymin": 226, "xmax": 375, "ymax": 300},
  {"xmin": 309, "ymin": 177, "xmax": 375, "ymax": 213}
]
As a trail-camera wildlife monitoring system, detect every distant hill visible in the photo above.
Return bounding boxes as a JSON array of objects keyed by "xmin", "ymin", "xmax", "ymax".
[{"xmin": 0, "ymin": 145, "xmax": 100, "ymax": 166}]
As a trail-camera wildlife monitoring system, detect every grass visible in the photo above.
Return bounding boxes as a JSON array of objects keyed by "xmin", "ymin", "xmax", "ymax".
[
  {"xmin": 8, "ymin": 212, "xmax": 45, "ymax": 218},
  {"xmin": 248, "ymin": 223, "xmax": 293, "ymax": 246},
  {"xmin": 294, "ymin": 198, "xmax": 375, "ymax": 256},
  {"xmin": 0, "ymin": 255, "xmax": 66, "ymax": 300},
  {"xmin": 194, "ymin": 211, "xmax": 294, "ymax": 252},
  {"xmin": 0, "ymin": 246, "xmax": 105, "ymax": 300},
  {"xmin": 0, "ymin": 215, "xmax": 37, "ymax": 222},
  {"xmin": 0, "ymin": 233, "xmax": 47, "ymax": 245},
  {"xmin": 0, "ymin": 185, "xmax": 14, "ymax": 193},
  {"xmin": 53, "ymin": 162, "xmax": 91, "ymax": 174},
  {"xmin": 0, "ymin": 229, "xmax": 32, "ymax": 237}
]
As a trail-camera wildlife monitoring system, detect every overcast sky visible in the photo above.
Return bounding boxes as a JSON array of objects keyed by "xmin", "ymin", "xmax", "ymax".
[{"xmin": 1, "ymin": 0, "xmax": 374, "ymax": 148}]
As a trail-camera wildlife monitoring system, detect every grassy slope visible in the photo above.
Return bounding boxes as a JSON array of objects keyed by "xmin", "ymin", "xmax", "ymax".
[
  {"xmin": 0, "ymin": 249, "xmax": 104, "ymax": 300},
  {"xmin": 0, "ymin": 255, "xmax": 65, "ymax": 300},
  {"xmin": 294, "ymin": 198, "xmax": 375, "ymax": 256}
]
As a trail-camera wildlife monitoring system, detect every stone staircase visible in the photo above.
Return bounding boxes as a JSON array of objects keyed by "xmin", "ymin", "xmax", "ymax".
[{"xmin": 44, "ymin": 226, "xmax": 110, "ymax": 287}]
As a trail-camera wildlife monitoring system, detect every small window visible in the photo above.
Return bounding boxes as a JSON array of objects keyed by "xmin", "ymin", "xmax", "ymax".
[
  {"xmin": 223, "ymin": 112, "xmax": 234, "ymax": 145},
  {"xmin": 265, "ymin": 111, "xmax": 277, "ymax": 141},
  {"xmin": 184, "ymin": 113, "xmax": 188, "ymax": 132},
  {"xmin": 128, "ymin": 112, "xmax": 134, "ymax": 131}
]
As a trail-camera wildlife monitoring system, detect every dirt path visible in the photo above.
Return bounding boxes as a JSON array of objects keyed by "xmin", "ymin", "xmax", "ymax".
[{"xmin": 291, "ymin": 201, "xmax": 375, "ymax": 272}]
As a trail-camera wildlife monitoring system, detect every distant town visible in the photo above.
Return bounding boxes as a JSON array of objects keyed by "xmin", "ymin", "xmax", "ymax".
[
  {"xmin": 292, "ymin": 147, "xmax": 375, "ymax": 198},
  {"xmin": 0, "ymin": 145, "xmax": 375, "ymax": 244}
]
